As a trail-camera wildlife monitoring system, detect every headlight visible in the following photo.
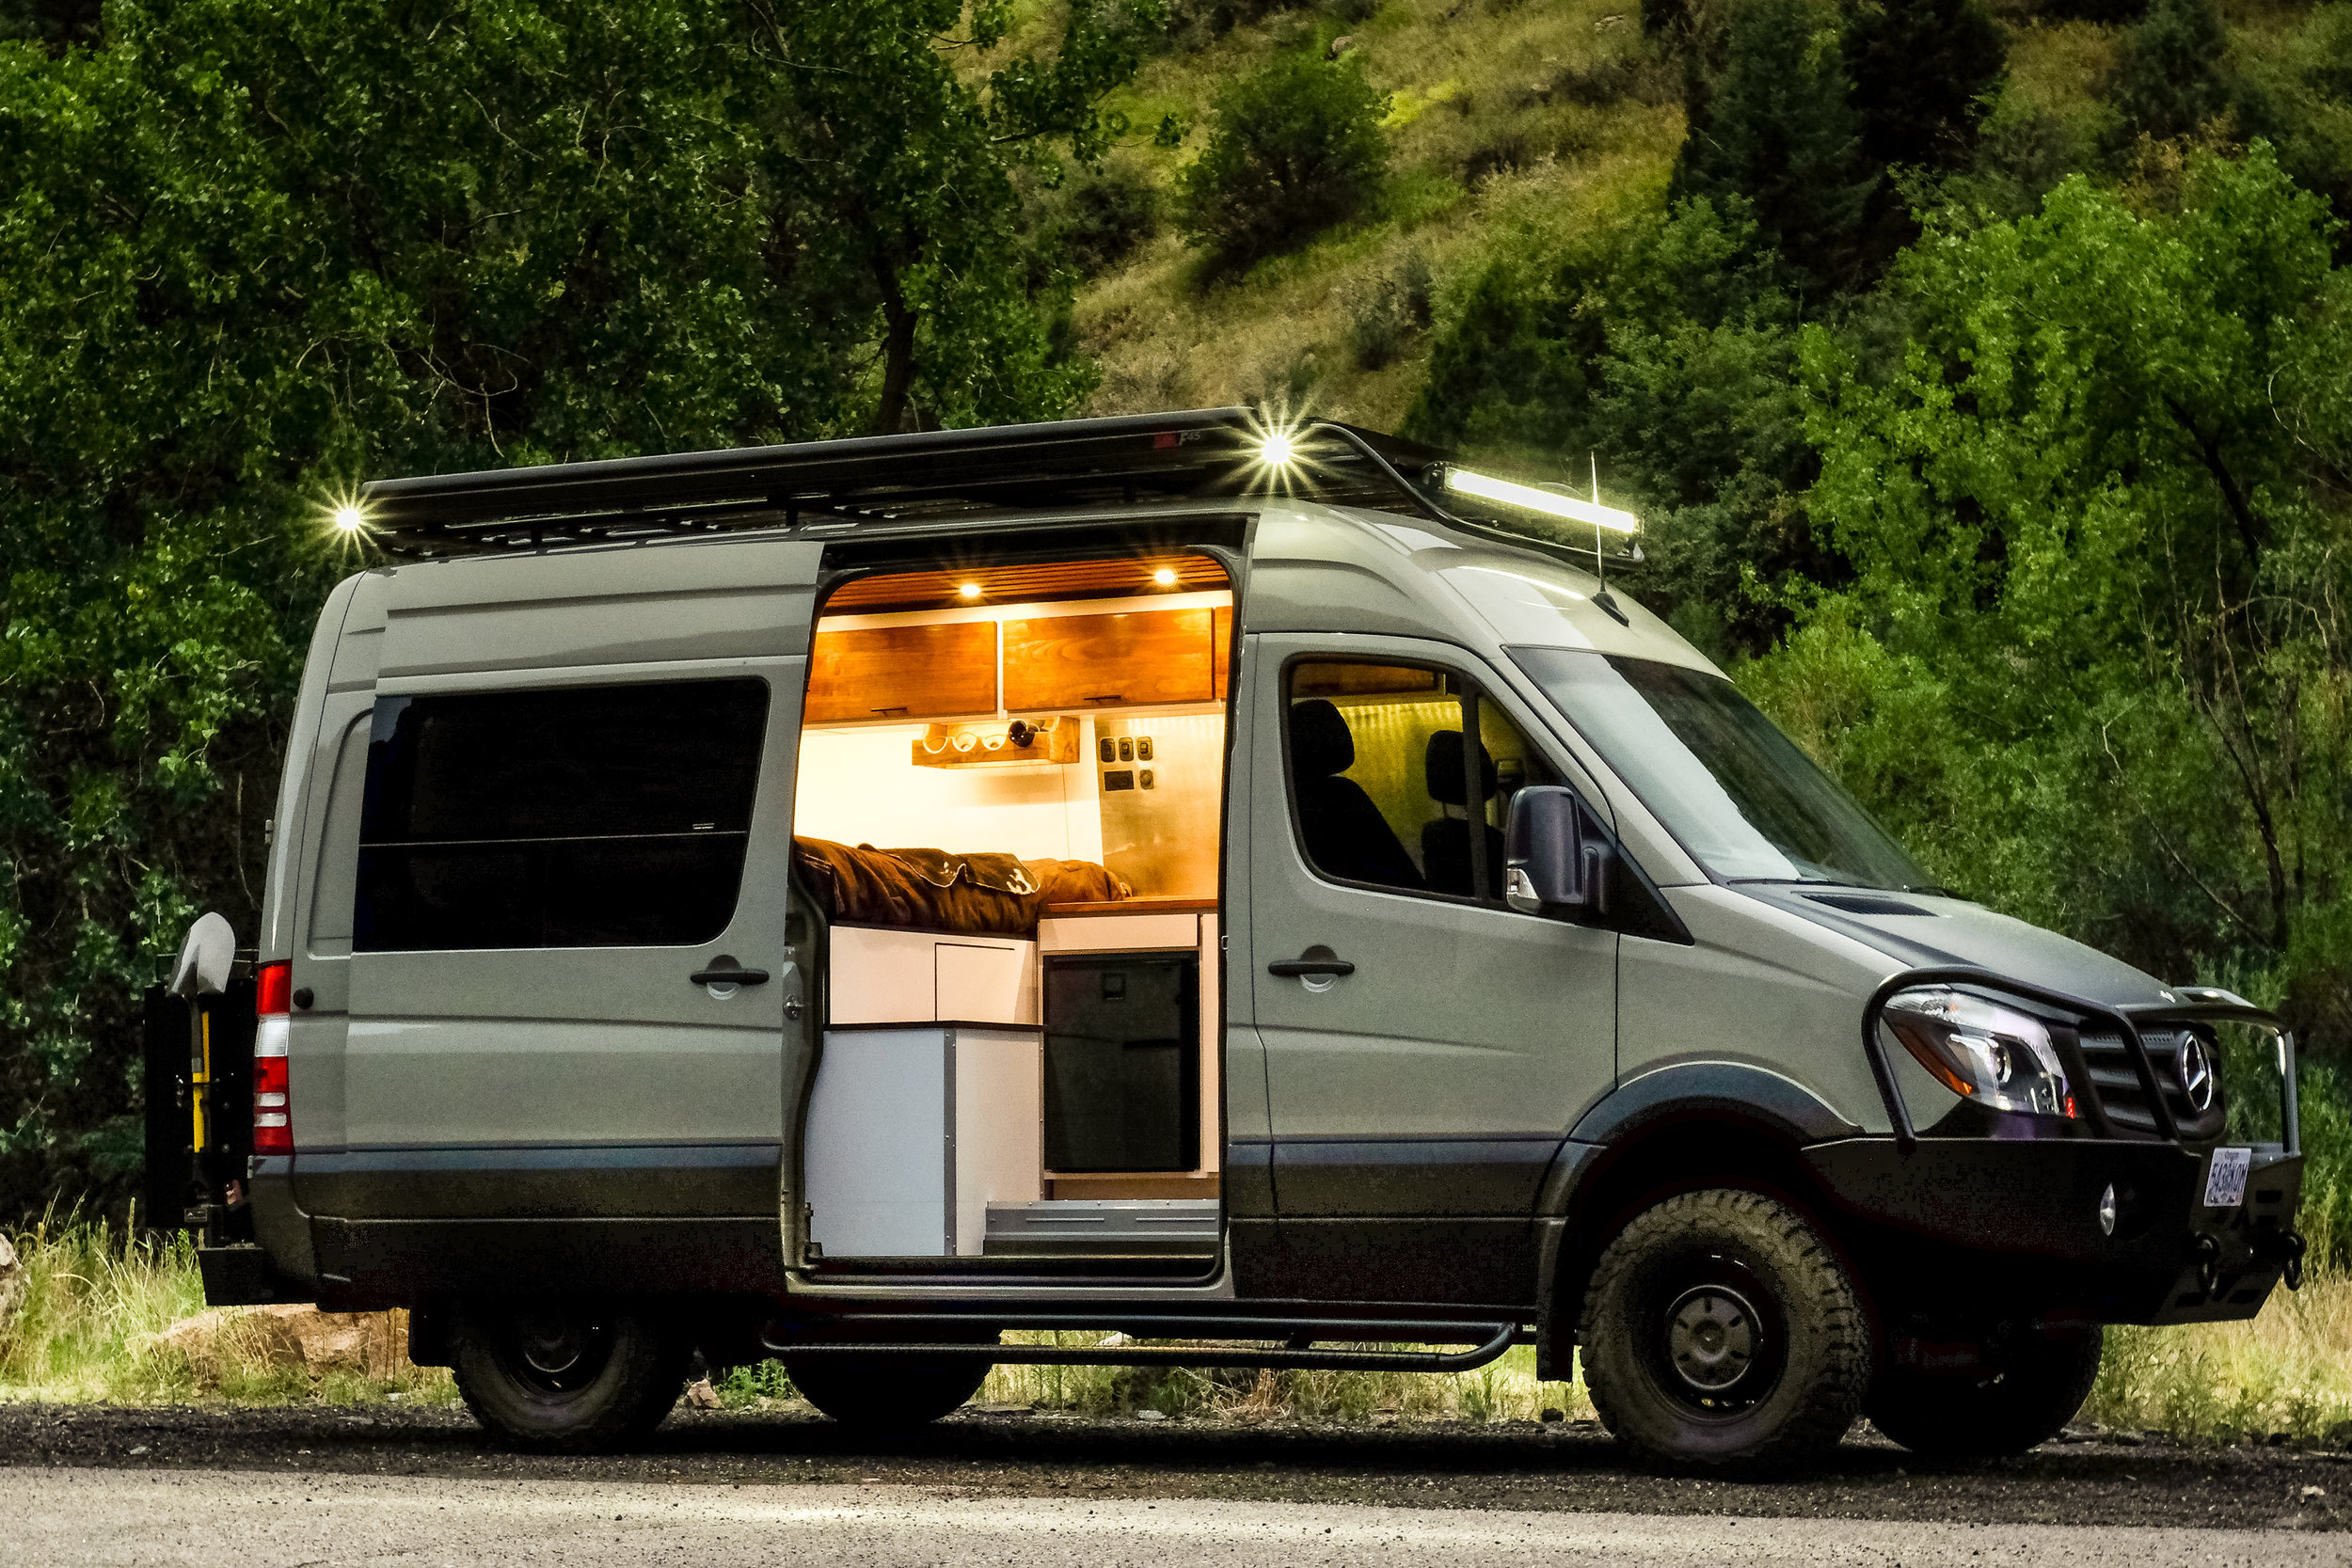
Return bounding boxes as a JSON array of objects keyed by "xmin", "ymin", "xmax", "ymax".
[{"xmin": 1883, "ymin": 987, "xmax": 2076, "ymax": 1119}]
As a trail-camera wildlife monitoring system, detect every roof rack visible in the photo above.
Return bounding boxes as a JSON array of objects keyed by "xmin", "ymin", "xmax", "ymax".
[{"xmin": 357, "ymin": 408, "xmax": 1450, "ymax": 559}]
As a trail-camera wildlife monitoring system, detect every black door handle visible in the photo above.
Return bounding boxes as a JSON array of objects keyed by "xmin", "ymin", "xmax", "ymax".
[
  {"xmin": 691, "ymin": 958, "xmax": 771, "ymax": 987},
  {"xmin": 1267, "ymin": 946, "xmax": 1355, "ymax": 979}
]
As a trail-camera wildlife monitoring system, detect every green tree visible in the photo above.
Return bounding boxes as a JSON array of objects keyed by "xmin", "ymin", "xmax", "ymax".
[
  {"xmin": 0, "ymin": 0, "xmax": 1149, "ymax": 1222},
  {"xmin": 1407, "ymin": 198, "xmax": 1825, "ymax": 659},
  {"xmin": 1760, "ymin": 145, "xmax": 2352, "ymax": 1048},
  {"xmin": 752, "ymin": 0, "xmax": 1163, "ymax": 433},
  {"xmin": 2107, "ymin": 0, "xmax": 2236, "ymax": 149},
  {"xmin": 1671, "ymin": 0, "xmax": 1877, "ymax": 292},
  {"xmin": 1175, "ymin": 53, "xmax": 1388, "ymax": 266}
]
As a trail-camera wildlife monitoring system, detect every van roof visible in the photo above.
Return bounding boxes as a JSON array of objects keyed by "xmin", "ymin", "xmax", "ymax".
[{"xmin": 358, "ymin": 408, "xmax": 1448, "ymax": 559}]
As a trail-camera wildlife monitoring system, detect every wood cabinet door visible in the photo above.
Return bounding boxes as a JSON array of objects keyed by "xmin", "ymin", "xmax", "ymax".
[
  {"xmin": 1004, "ymin": 609, "xmax": 1217, "ymax": 711},
  {"xmin": 805, "ymin": 622, "xmax": 998, "ymax": 722}
]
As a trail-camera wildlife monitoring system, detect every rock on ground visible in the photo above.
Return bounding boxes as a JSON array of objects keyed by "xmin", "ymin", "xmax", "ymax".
[{"xmin": 148, "ymin": 1304, "xmax": 408, "ymax": 1384}]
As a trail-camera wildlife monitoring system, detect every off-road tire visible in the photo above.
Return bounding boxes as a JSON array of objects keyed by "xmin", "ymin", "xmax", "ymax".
[
  {"xmin": 1581, "ymin": 1188, "xmax": 1867, "ymax": 1472},
  {"xmin": 785, "ymin": 1355, "xmax": 991, "ymax": 1431},
  {"xmin": 1867, "ymin": 1329, "xmax": 2105, "ymax": 1458},
  {"xmin": 452, "ymin": 1297, "xmax": 691, "ymax": 1454}
]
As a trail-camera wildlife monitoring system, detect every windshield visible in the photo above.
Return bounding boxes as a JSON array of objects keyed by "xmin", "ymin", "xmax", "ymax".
[{"xmin": 1509, "ymin": 647, "xmax": 1931, "ymax": 891}]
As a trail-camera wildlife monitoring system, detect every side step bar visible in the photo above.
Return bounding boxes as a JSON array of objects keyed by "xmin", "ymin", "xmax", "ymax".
[{"xmin": 761, "ymin": 1315, "xmax": 1524, "ymax": 1373}]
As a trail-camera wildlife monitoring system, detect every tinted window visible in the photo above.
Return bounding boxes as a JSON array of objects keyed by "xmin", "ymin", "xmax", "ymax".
[
  {"xmin": 356, "ymin": 679, "xmax": 770, "ymax": 952},
  {"xmin": 1510, "ymin": 648, "xmax": 1928, "ymax": 891}
]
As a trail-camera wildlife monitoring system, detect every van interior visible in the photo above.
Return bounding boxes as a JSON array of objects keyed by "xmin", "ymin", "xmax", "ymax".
[{"xmin": 790, "ymin": 553, "xmax": 1234, "ymax": 1275}]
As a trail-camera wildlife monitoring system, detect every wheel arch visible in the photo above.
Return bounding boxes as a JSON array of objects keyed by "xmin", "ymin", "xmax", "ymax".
[{"xmin": 1533, "ymin": 1063, "xmax": 1874, "ymax": 1379}]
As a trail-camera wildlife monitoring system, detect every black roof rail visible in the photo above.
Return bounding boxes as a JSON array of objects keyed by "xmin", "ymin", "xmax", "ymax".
[{"xmin": 357, "ymin": 408, "xmax": 1450, "ymax": 559}]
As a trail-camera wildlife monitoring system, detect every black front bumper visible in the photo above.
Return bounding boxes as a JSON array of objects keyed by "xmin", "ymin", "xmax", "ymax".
[{"xmin": 1804, "ymin": 1134, "xmax": 2303, "ymax": 1324}]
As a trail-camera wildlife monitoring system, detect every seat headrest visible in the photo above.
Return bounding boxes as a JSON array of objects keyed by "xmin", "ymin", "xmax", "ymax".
[
  {"xmin": 1289, "ymin": 699, "xmax": 1355, "ymax": 777},
  {"xmin": 1424, "ymin": 729, "xmax": 1499, "ymax": 805}
]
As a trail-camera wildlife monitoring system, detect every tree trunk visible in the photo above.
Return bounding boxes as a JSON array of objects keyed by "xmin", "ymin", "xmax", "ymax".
[{"xmin": 872, "ymin": 258, "xmax": 915, "ymax": 436}]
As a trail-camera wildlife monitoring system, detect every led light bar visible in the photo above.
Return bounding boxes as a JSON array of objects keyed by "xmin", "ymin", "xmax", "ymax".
[{"xmin": 1441, "ymin": 467, "xmax": 1639, "ymax": 533}]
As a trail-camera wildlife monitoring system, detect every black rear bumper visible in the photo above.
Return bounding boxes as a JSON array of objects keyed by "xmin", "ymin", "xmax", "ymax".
[{"xmin": 1804, "ymin": 1134, "xmax": 2302, "ymax": 1324}]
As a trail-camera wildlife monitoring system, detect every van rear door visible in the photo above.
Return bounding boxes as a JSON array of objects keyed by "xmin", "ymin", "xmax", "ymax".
[{"xmin": 310, "ymin": 538, "xmax": 820, "ymax": 1296}]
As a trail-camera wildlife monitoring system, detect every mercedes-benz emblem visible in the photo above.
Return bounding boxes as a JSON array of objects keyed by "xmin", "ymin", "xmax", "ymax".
[{"xmin": 2177, "ymin": 1035, "xmax": 2216, "ymax": 1113}]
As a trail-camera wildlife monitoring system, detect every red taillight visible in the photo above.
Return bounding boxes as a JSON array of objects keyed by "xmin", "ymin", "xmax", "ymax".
[
  {"xmin": 256, "ymin": 959, "xmax": 292, "ymax": 1018},
  {"xmin": 254, "ymin": 960, "xmax": 293, "ymax": 1155}
]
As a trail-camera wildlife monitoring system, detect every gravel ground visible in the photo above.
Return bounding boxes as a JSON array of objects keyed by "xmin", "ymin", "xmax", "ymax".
[{"xmin": 0, "ymin": 1401, "xmax": 2344, "ymax": 1531}]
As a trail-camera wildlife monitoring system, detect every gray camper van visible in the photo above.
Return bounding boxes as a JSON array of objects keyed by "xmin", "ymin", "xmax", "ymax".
[{"xmin": 149, "ymin": 410, "xmax": 2307, "ymax": 1469}]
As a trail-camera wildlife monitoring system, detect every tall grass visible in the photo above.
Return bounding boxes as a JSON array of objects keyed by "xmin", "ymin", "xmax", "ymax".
[
  {"xmin": 10, "ymin": 1218, "xmax": 2346, "ymax": 1445},
  {"xmin": 0, "ymin": 1215, "xmax": 453, "ymax": 1406},
  {"xmin": 972, "ymin": 1338, "xmax": 1595, "ymax": 1424}
]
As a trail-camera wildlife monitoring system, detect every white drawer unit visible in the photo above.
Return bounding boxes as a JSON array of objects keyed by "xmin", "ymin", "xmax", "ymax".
[
  {"xmin": 804, "ymin": 1026, "xmax": 1042, "ymax": 1259},
  {"xmin": 828, "ymin": 926, "xmax": 1039, "ymax": 1026}
]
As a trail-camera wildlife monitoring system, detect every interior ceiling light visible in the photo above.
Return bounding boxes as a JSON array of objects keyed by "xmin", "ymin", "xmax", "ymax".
[
  {"xmin": 1152, "ymin": 567, "xmax": 1178, "ymax": 586},
  {"xmin": 958, "ymin": 581, "xmax": 982, "ymax": 599},
  {"xmin": 1441, "ymin": 467, "xmax": 1639, "ymax": 534}
]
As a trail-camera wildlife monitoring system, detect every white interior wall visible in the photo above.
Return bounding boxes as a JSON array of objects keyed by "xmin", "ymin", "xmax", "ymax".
[{"xmin": 792, "ymin": 721, "xmax": 1104, "ymax": 863}]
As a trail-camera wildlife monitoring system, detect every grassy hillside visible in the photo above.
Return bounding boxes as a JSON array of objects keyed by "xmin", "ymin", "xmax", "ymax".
[
  {"xmin": 1069, "ymin": 0, "xmax": 1682, "ymax": 427},
  {"xmin": 1038, "ymin": 0, "xmax": 2341, "ymax": 432}
]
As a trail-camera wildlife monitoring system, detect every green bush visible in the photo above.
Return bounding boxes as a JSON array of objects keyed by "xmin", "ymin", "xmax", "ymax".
[
  {"xmin": 2106, "ymin": 0, "xmax": 2237, "ymax": 148},
  {"xmin": 1176, "ymin": 54, "xmax": 1389, "ymax": 265},
  {"xmin": 1345, "ymin": 251, "xmax": 1435, "ymax": 369},
  {"xmin": 1044, "ymin": 165, "xmax": 1163, "ymax": 277}
]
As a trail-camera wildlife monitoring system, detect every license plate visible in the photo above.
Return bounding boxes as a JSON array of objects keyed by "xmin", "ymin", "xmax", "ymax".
[{"xmin": 2203, "ymin": 1147, "xmax": 2251, "ymax": 1208}]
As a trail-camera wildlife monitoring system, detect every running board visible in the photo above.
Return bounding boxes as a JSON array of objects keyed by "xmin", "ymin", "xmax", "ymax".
[{"xmin": 760, "ymin": 1315, "xmax": 1524, "ymax": 1373}]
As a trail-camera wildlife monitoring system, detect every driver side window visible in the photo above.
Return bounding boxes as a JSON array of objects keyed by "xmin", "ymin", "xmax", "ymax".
[{"xmin": 1281, "ymin": 659, "xmax": 1553, "ymax": 904}]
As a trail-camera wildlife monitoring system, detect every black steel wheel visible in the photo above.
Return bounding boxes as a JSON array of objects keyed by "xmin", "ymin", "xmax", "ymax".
[
  {"xmin": 451, "ymin": 1297, "xmax": 691, "ymax": 1453},
  {"xmin": 785, "ymin": 1354, "xmax": 992, "ymax": 1432},
  {"xmin": 1867, "ymin": 1329, "xmax": 2105, "ymax": 1458},
  {"xmin": 1581, "ymin": 1188, "xmax": 1867, "ymax": 1472}
]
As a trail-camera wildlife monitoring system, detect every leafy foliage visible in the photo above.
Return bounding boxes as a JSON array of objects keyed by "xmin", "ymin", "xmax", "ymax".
[
  {"xmin": 0, "ymin": 0, "xmax": 1151, "ymax": 1223},
  {"xmin": 1408, "ymin": 198, "xmax": 1828, "ymax": 658},
  {"xmin": 1175, "ymin": 53, "xmax": 1389, "ymax": 265},
  {"xmin": 1670, "ymin": 0, "xmax": 1877, "ymax": 292},
  {"xmin": 1758, "ymin": 146, "xmax": 2352, "ymax": 1046}
]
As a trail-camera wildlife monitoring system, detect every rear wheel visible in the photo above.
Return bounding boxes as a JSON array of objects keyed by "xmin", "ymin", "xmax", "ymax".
[
  {"xmin": 1867, "ymin": 1329, "xmax": 2104, "ymax": 1458},
  {"xmin": 1580, "ymin": 1188, "xmax": 1867, "ymax": 1472},
  {"xmin": 451, "ymin": 1296, "xmax": 690, "ymax": 1453},
  {"xmin": 785, "ymin": 1355, "xmax": 992, "ymax": 1431}
]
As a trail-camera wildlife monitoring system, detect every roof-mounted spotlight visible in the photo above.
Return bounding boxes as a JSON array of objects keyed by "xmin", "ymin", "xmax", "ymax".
[
  {"xmin": 1257, "ymin": 431, "xmax": 1296, "ymax": 469},
  {"xmin": 1439, "ymin": 467, "xmax": 1640, "ymax": 534},
  {"xmin": 332, "ymin": 504, "xmax": 367, "ymax": 534}
]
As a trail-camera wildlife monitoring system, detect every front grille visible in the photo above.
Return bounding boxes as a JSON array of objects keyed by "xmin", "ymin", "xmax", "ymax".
[{"xmin": 2073, "ymin": 1027, "xmax": 2226, "ymax": 1139}]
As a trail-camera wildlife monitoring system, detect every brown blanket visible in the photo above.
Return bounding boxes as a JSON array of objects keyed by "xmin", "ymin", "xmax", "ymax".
[{"xmin": 793, "ymin": 836, "xmax": 1130, "ymax": 936}]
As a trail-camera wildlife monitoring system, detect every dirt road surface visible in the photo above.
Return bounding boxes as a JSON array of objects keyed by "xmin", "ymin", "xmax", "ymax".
[{"xmin": 0, "ymin": 1402, "xmax": 2344, "ymax": 1563}]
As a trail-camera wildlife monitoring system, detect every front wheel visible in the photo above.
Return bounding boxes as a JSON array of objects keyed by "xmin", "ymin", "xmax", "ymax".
[
  {"xmin": 1580, "ymin": 1188, "xmax": 1868, "ymax": 1472},
  {"xmin": 451, "ymin": 1296, "xmax": 691, "ymax": 1453},
  {"xmin": 1866, "ymin": 1329, "xmax": 2104, "ymax": 1458}
]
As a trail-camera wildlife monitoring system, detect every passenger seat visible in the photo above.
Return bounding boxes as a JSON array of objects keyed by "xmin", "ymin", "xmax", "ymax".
[
  {"xmin": 1421, "ymin": 730, "xmax": 1503, "ymax": 897},
  {"xmin": 1288, "ymin": 699, "xmax": 1424, "ymax": 891}
]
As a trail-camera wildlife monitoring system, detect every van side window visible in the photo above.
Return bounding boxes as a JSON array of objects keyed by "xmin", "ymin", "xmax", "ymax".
[
  {"xmin": 355, "ymin": 678, "xmax": 770, "ymax": 952},
  {"xmin": 1283, "ymin": 661, "xmax": 1559, "ymax": 904}
]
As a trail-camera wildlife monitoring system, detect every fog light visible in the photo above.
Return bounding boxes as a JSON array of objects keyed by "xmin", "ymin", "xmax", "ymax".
[{"xmin": 2098, "ymin": 1183, "xmax": 2118, "ymax": 1237}]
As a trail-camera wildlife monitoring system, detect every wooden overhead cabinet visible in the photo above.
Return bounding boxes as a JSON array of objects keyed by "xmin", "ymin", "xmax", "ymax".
[
  {"xmin": 804, "ymin": 622, "xmax": 999, "ymax": 722},
  {"xmin": 1003, "ymin": 609, "xmax": 1219, "ymax": 712}
]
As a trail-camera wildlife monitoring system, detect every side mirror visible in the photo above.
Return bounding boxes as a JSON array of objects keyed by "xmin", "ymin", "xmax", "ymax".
[
  {"xmin": 168, "ymin": 911, "xmax": 238, "ymax": 998},
  {"xmin": 1503, "ymin": 786, "xmax": 1607, "ymax": 915}
]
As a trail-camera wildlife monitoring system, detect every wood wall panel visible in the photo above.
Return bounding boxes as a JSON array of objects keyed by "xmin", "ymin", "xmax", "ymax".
[
  {"xmin": 805, "ymin": 621, "xmax": 998, "ymax": 722},
  {"xmin": 1003, "ymin": 609, "xmax": 1216, "ymax": 711},
  {"xmin": 1212, "ymin": 605, "xmax": 1232, "ymax": 700}
]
